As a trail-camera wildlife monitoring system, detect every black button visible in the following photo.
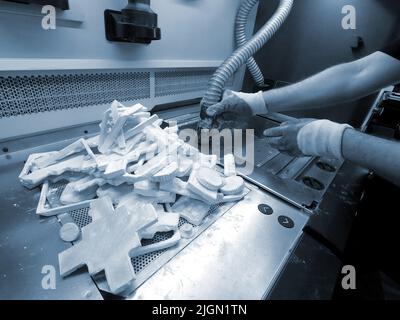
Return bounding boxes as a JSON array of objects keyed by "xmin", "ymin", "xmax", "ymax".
[
  {"xmin": 278, "ymin": 215, "xmax": 294, "ymax": 229},
  {"xmin": 258, "ymin": 204, "xmax": 273, "ymax": 215}
]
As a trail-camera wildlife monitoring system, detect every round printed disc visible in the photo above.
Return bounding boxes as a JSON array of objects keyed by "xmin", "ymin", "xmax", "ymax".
[
  {"xmin": 59, "ymin": 223, "xmax": 81, "ymax": 242},
  {"xmin": 220, "ymin": 176, "xmax": 244, "ymax": 195},
  {"xmin": 197, "ymin": 167, "xmax": 224, "ymax": 191}
]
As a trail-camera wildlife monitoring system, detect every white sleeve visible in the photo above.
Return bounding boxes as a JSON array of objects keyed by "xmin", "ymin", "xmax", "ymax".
[{"xmin": 297, "ymin": 120, "xmax": 353, "ymax": 161}]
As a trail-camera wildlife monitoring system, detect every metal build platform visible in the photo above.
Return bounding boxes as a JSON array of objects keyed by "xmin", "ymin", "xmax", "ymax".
[{"xmin": 0, "ymin": 105, "xmax": 368, "ymax": 300}]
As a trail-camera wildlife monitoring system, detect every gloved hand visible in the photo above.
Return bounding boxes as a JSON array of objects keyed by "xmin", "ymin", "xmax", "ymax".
[
  {"xmin": 264, "ymin": 119, "xmax": 353, "ymax": 160},
  {"xmin": 206, "ymin": 89, "xmax": 268, "ymax": 118}
]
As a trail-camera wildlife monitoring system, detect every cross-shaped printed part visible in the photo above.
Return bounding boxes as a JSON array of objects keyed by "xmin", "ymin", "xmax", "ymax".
[{"xmin": 58, "ymin": 197, "xmax": 157, "ymax": 294}]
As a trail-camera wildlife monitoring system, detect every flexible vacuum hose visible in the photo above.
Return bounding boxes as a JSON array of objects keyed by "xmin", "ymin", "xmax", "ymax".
[
  {"xmin": 200, "ymin": 0, "xmax": 294, "ymax": 127},
  {"xmin": 235, "ymin": 0, "xmax": 265, "ymax": 86}
]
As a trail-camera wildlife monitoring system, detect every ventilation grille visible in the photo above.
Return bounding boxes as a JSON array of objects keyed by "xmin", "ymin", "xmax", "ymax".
[
  {"xmin": 155, "ymin": 69, "xmax": 215, "ymax": 97},
  {"xmin": 0, "ymin": 72, "xmax": 151, "ymax": 118},
  {"xmin": 0, "ymin": 69, "xmax": 237, "ymax": 119}
]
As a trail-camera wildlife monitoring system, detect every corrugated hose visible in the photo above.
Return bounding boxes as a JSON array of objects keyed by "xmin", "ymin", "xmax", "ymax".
[{"xmin": 199, "ymin": 0, "xmax": 294, "ymax": 128}]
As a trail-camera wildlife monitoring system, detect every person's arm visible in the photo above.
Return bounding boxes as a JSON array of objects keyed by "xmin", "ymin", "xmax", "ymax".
[
  {"xmin": 264, "ymin": 119, "xmax": 400, "ymax": 187},
  {"xmin": 342, "ymin": 129, "xmax": 400, "ymax": 186},
  {"xmin": 206, "ymin": 51, "xmax": 400, "ymax": 118},
  {"xmin": 265, "ymin": 51, "xmax": 400, "ymax": 112}
]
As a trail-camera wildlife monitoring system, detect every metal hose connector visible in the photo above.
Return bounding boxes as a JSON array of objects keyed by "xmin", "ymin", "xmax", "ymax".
[
  {"xmin": 200, "ymin": 0, "xmax": 294, "ymax": 124},
  {"xmin": 235, "ymin": 0, "xmax": 265, "ymax": 86}
]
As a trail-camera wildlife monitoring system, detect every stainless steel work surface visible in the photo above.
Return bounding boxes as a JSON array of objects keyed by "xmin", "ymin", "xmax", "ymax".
[
  {"xmin": 129, "ymin": 187, "xmax": 308, "ymax": 300},
  {"xmin": 0, "ymin": 162, "xmax": 103, "ymax": 300},
  {"xmin": 0, "ymin": 110, "xmax": 311, "ymax": 300}
]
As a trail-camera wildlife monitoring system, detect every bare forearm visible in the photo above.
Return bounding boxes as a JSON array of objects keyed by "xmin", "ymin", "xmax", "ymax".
[
  {"xmin": 342, "ymin": 129, "xmax": 400, "ymax": 186},
  {"xmin": 263, "ymin": 52, "xmax": 400, "ymax": 113},
  {"xmin": 263, "ymin": 63, "xmax": 368, "ymax": 113}
]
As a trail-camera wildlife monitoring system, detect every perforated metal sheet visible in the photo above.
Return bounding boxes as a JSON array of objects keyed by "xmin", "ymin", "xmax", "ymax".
[
  {"xmin": 69, "ymin": 207, "xmax": 93, "ymax": 228},
  {"xmin": 65, "ymin": 204, "xmax": 224, "ymax": 276},
  {"xmin": 66, "ymin": 204, "xmax": 169, "ymax": 275},
  {"xmin": 52, "ymin": 185, "xmax": 208, "ymax": 274},
  {"xmin": 0, "ymin": 72, "xmax": 151, "ymax": 118},
  {"xmin": 155, "ymin": 69, "xmax": 215, "ymax": 97},
  {"xmin": 134, "ymin": 231, "xmax": 174, "ymax": 274},
  {"xmin": 66, "ymin": 206, "xmax": 205, "ymax": 274},
  {"xmin": 50, "ymin": 181, "xmax": 67, "ymax": 198}
]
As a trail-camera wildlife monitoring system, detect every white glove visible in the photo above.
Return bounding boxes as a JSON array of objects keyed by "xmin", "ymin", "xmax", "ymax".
[
  {"xmin": 297, "ymin": 120, "xmax": 353, "ymax": 161},
  {"xmin": 206, "ymin": 90, "xmax": 268, "ymax": 118}
]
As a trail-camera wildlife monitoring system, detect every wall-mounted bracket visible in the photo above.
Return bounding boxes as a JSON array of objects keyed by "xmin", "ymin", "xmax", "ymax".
[{"xmin": 104, "ymin": 0, "xmax": 161, "ymax": 44}]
